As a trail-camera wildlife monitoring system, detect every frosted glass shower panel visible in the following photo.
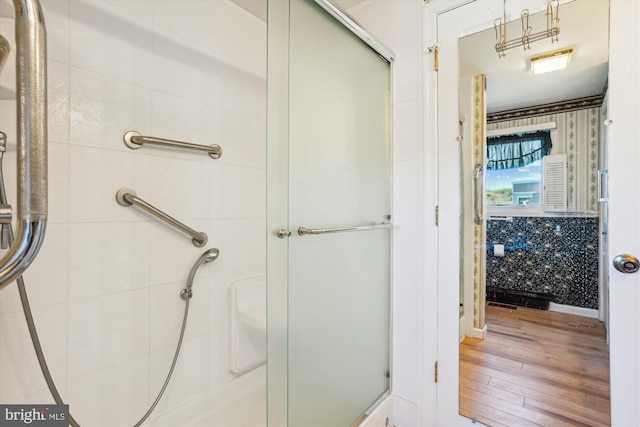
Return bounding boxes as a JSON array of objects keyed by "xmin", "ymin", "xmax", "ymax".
[{"xmin": 288, "ymin": 0, "xmax": 392, "ymax": 425}]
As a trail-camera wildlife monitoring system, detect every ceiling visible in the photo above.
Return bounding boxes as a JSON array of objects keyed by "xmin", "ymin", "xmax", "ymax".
[{"xmin": 459, "ymin": 0, "xmax": 609, "ymax": 113}]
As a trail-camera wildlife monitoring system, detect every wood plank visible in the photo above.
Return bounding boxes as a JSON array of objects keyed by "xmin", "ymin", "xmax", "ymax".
[
  {"xmin": 460, "ymin": 399, "xmax": 527, "ymax": 427},
  {"xmin": 460, "ymin": 376, "xmax": 525, "ymax": 407},
  {"xmin": 524, "ymin": 397, "xmax": 611, "ymax": 427},
  {"xmin": 460, "ymin": 359, "xmax": 609, "ymax": 400},
  {"xmin": 488, "ymin": 376, "xmax": 610, "ymax": 415},
  {"xmin": 459, "ymin": 305, "xmax": 611, "ymax": 426},
  {"xmin": 460, "ymin": 389, "xmax": 583, "ymax": 427},
  {"xmin": 462, "ymin": 335, "xmax": 610, "ymax": 380}
]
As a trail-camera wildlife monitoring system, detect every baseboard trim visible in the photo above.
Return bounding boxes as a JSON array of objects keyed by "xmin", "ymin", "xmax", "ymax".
[
  {"xmin": 471, "ymin": 324, "xmax": 488, "ymax": 339},
  {"xmin": 548, "ymin": 302, "xmax": 598, "ymax": 319}
]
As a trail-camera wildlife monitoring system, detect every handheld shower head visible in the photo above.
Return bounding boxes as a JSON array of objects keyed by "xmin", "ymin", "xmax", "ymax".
[
  {"xmin": 198, "ymin": 247, "xmax": 220, "ymax": 265},
  {"xmin": 185, "ymin": 248, "xmax": 219, "ymax": 290}
]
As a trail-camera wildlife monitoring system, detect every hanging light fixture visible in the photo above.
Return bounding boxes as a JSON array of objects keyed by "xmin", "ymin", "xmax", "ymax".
[{"xmin": 494, "ymin": 0, "xmax": 561, "ymax": 57}]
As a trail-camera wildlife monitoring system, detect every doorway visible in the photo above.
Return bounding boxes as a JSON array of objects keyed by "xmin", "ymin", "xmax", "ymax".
[{"xmin": 426, "ymin": 0, "xmax": 640, "ymax": 425}]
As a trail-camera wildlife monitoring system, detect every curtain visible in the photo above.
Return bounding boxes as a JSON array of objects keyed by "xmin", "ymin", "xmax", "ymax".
[{"xmin": 486, "ymin": 130, "xmax": 552, "ymax": 170}]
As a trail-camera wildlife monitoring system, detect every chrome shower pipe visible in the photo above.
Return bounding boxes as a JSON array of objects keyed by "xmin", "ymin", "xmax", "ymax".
[{"xmin": 0, "ymin": 0, "xmax": 48, "ymax": 289}]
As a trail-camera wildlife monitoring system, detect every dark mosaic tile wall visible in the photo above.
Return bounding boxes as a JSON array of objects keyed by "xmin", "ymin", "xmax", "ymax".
[{"xmin": 486, "ymin": 216, "xmax": 599, "ymax": 309}]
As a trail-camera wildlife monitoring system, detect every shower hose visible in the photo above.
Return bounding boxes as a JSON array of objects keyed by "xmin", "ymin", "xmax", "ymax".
[{"xmin": 0, "ymin": 132, "xmax": 214, "ymax": 427}]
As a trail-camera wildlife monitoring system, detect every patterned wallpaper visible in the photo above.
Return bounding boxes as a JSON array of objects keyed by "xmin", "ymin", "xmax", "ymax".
[
  {"xmin": 485, "ymin": 216, "xmax": 599, "ymax": 309},
  {"xmin": 472, "ymin": 74, "xmax": 486, "ymax": 329},
  {"xmin": 487, "ymin": 107, "xmax": 601, "ymax": 214}
]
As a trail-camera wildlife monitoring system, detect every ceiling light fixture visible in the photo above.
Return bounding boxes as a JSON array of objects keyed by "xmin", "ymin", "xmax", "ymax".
[
  {"xmin": 494, "ymin": 0, "xmax": 560, "ymax": 58},
  {"xmin": 530, "ymin": 48, "xmax": 573, "ymax": 74}
]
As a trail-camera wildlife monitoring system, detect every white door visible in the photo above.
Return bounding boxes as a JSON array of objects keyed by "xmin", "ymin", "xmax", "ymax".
[
  {"xmin": 605, "ymin": 1, "xmax": 640, "ymax": 423},
  {"xmin": 429, "ymin": 0, "xmax": 640, "ymax": 425}
]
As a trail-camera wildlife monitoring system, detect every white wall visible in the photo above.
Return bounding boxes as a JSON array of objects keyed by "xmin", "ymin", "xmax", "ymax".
[
  {"xmin": 0, "ymin": 1, "xmax": 266, "ymax": 425},
  {"xmin": 347, "ymin": 1, "xmax": 426, "ymax": 425}
]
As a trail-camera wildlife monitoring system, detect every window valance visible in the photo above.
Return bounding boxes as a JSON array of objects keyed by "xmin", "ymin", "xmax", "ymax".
[{"xmin": 486, "ymin": 130, "xmax": 552, "ymax": 171}]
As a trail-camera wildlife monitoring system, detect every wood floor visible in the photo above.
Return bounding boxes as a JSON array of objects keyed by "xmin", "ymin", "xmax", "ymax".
[{"xmin": 459, "ymin": 304, "xmax": 611, "ymax": 427}]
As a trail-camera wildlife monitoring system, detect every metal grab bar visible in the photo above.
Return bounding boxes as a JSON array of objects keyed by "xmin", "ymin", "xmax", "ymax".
[
  {"xmin": 123, "ymin": 131, "xmax": 222, "ymax": 160},
  {"xmin": 298, "ymin": 222, "xmax": 392, "ymax": 236},
  {"xmin": 116, "ymin": 188, "xmax": 208, "ymax": 247},
  {"xmin": 473, "ymin": 163, "xmax": 483, "ymax": 225},
  {"xmin": 0, "ymin": 0, "xmax": 48, "ymax": 288}
]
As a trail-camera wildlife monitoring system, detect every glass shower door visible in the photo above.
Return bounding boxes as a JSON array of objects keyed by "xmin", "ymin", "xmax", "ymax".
[{"xmin": 287, "ymin": 1, "xmax": 392, "ymax": 425}]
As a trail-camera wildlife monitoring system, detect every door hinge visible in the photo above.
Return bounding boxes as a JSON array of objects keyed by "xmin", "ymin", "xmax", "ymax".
[
  {"xmin": 427, "ymin": 45, "xmax": 439, "ymax": 71},
  {"xmin": 434, "ymin": 361, "xmax": 439, "ymax": 383},
  {"xmin": 435, "ymin": 205, "xmax": 439, "ymax": 226}
]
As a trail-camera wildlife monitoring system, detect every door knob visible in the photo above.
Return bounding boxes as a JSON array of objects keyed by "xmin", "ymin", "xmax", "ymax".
[{"xmin": 613, "ymin": 254, "xmax": 640, "ymax": 274}]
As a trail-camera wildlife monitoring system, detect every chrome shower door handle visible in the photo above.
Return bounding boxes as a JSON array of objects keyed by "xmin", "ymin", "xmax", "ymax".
[
  {"xmin": 276, "ymin": 229, "xmax": 291, "ymax": 239},
  {"xmin": 297, "ymin": 222, "xmax": 392, "ymax": 236},
  {"xmin": 0, "ymin": 0, "xmax": 48, "ymax": 289}
]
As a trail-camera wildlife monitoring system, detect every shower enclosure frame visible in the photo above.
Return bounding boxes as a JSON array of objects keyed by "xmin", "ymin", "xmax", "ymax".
[{"xmin": 266, "ymin": 0, "xmax": 395, "ymax": 425}]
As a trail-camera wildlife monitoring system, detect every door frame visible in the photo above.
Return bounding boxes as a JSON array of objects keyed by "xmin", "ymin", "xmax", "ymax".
[{"xmin": 425, "ymin": 0, "xmax": 640, "ymax": 425}]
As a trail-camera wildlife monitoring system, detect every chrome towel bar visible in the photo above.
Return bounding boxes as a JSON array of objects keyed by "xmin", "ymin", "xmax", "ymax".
[
  {"xmin": 123, "ymin": 131, "xmax": 222, "ymax": 160},
  {"xmin": 0, "ymin": 0, "xmax": 49, "ymax": 288},
  {"xmin": 116, "ymin": 188, "xmax": 208, "ymax": 247},
  {"xmin": 298, "ymin": 223, "xmax": 392, "ymax": 236}
]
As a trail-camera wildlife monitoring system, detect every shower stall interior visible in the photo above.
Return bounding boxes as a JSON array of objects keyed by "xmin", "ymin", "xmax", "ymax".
[{"xmin": 0, "ymin": 0, "xmax": 393, "ymax": 426}]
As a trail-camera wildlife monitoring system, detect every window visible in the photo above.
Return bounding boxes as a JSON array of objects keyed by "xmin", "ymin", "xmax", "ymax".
[{"xmin": 485, "ymin": 130, "xmax": 552, "ymax": 206}]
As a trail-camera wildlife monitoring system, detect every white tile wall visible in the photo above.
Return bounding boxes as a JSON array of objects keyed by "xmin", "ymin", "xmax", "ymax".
[
  {"xmin": 394, "ymin": 100, "xmax": 421, "ymax": 161},
  {"xmin": 68, "ymin": 146, "xmax": 151, "ymax": 222},
  {"xmin": 0, "ymin": 1, "xmax": 267, "ymax": 424},
  {"xmin": 0, "ymin": 304, "xmax": 68, "ymax": 402},
  {"xmin": 149, "ymin": 278, "xmax": 209, "ymax": 351},
  {"xmin": 70, "ymin": 1, "xmax": 154, "ymax": 86},
  {"xmin": 69, "ymin": 68, "xmax": 152, "ymax": 151},
  {"xmin": 67, "ymin": 288, "xmax": 150, "ymax": 379},
  {"xmin": 209, "ymin": 2, "xmax": 268, "ymax": 76},
  {"xmin": 68, "ymin": 222, "xmax": 150, "ymax": 301},
  {"xmin": 66, "ymin": 355, "xmax": 150, "ymax": 426},
  {"xmin": 148, "ymin": 334, "xmax": 210, "ymax": 414},
  {"xmin": 150, "ymin": 92, "xmax": 212, "ymax": 152},
  {"xmin": 0, "ymin": 224, "xmax": 69, "ymax": 314}
]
